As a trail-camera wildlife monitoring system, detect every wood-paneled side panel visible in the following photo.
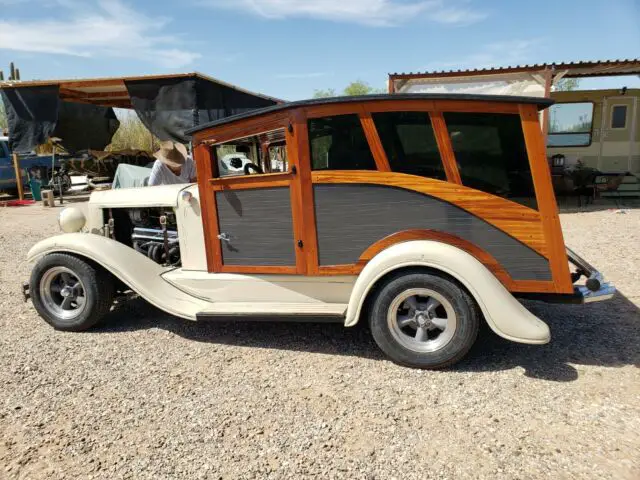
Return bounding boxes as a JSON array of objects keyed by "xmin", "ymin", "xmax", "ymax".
[
  {"xmin": 312, "ymin": 170, "xmax": 548, "ymax": 258},
  {"xmin": 519, "ymin": 104, "xmax": 573, "ymax": 294},
  {"xmin": 193, "ymin": 143, "xmax": 221, "ymax": 272}
]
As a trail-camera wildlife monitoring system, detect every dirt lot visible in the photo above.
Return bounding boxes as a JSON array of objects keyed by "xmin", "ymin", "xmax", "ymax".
[{"xmin": 1, "ymin": 199, "xmax": 639, "ymax": 479}]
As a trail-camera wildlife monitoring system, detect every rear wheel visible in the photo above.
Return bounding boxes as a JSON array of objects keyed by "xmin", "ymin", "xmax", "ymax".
[
  {"xmin": 369, "ymin": 271, "xmax": 479, "ymax": 369},
  {"xmin": 30, "ymin": 253, "xmax": 114, "ymax": 331}
]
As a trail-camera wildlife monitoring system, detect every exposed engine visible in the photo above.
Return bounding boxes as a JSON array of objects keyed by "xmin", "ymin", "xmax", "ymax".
[{"xmin": 104, "ymin": 208, "xmax": 181, "ymax": 266}]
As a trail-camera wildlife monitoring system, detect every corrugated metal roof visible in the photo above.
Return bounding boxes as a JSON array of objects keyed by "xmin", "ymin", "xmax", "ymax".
[{"xmin": 389, "ymin": 59, "xmax": 640, "ymax": 80}]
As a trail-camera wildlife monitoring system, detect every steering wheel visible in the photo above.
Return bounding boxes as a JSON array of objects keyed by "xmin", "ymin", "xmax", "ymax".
[{"xmin": 244, "ymin": 163, "xmax": 264, "ymax": 175}]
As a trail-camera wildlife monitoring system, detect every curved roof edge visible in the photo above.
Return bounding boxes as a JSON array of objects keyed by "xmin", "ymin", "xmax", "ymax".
[{"xmin": 186, "ymin": 93, "xmax": 553, "ymax": 135}]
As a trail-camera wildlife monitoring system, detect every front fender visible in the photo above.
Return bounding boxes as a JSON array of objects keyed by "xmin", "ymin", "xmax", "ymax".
[
  {"xmin": 346, "ymin": 240, "xmax": 550, "ymax": 345},
  {"xmin": 27, "ymin": 233, "xmax": 208, "ymax": 320}
]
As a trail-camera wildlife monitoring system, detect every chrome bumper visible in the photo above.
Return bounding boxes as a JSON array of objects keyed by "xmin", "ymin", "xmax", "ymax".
[{"xmin": 567, "ymin": 248, "xmax": 616, "ymax": 304}]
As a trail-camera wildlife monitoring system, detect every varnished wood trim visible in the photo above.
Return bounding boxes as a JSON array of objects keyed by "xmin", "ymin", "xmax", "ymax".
[
  {"xmin": 289, "ymin": 110, "xmax": 319, "ymax": 274},
  {"xmin": 430, "ymin": 112, "xmax": 462, "ymax": 184},
  {"xmin": 302, "ymin": 99, "xmax": 519, "ymax": 120},
  {"xmin": 519, "ymin": 104, "xmax": 573, "ymax": 294},
  {"xmin": 193, "ymin": 143, "xmax": 222, "ymax": 273},
  {"xmin": 509, "ymin": 280, "xmax": 558, "ymax": 294},
  {"xmin": 286, "ymin": 112, "xmax": 308, "ymax": 274},
  {"xmin": 359, "ymin": 112, "xmax": 391, "ymax": 172},
  {"xmin": 358, "ymin": 229, "xmax": 512, "ymax": 286},
  {"xmin": 192, "ymin": 111, "xmax": 290, "ymax": 146},
  {"xmin": 312, "ymin": 170, "xmax": 548, "ymax": 258},
  {"xmin": 209, "ymin": 173, "xmax": 293, "ymax": 191}
]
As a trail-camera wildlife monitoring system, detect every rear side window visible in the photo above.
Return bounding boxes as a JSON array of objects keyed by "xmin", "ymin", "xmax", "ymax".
[
  {"xmin": 308, "ymin": 114, "xmax": 376, "ymax": 171},
  {"xmin": 444, "ymin": 113, "xmax": 538, "ymax": 209},
  {"xmin": 372, "ymin": 111, "xmax": 446, "ymax": 180}
]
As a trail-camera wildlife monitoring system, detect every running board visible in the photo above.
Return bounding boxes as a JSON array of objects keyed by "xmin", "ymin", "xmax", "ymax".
[{"xmin": 196, "ymin": 302, "xmax": 347, "ymax": 323}]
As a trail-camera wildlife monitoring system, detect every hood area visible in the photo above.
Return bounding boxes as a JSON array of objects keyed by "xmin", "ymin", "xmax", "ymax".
[{"xmin": 89, "ymin": 184, "xmax": 193, "ymax": 208}]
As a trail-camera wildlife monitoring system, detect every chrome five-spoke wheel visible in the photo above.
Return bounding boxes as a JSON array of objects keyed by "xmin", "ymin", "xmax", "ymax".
[
  {"xmin": 387, "ymin": 288, "xmax": 457, "ymax": 353},
  {"xmin": 40, "ymin": 266, "xmax": 87, "ymax": 322},
  {"xmin": 30, "ymin": 253, "xmax": 115, "ymax": 331},
  {"xmin": 369, "ymin": 271, "xmax": 479, "ymax": 369}
]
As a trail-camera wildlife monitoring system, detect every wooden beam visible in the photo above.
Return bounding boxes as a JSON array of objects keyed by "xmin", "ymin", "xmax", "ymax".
[
  {"xmin": 541, "ymin": 66, "xmax": 554, "ymax": 138},
  {"xmin": 12, "ymin": 153, "xmax": 24, "ymax": 201},
  {"xmin": 359, "ymin": 111, "xmax": 391, "ymax": 172}
]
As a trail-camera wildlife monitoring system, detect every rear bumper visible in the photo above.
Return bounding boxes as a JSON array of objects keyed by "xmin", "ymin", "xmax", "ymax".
[{"xmin": 516, "ymin": 247, "xmax": 615, "ymax": 304}]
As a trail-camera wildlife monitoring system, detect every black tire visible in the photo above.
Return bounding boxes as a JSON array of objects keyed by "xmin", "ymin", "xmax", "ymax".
[
  {"xmin": 30, "ymin": 253, "xmax": 115, "ymax": 331},
  {"xmin": 369, "ymin": 271, "xmax": 479, "ymax": 369}
]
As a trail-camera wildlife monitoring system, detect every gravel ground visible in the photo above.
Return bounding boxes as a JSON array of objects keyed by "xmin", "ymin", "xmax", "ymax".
[{"xmin": 1, "ymin": 199, "xmax": 639, "ymax": 480}]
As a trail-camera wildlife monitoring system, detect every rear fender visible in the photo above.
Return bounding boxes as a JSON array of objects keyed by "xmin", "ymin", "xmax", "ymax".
[
  {"xmin": 346, "ymin": 240, "xmax": 550, "ymax": 345},
  {"xmin": 27, "ymin": 233, "xmax": 208, "ymax": 319}
]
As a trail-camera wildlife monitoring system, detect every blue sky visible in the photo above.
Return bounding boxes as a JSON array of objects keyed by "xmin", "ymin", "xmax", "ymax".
[{"xmin": 0, "ymin": 0, "xmax": 639, "ymax": 100}]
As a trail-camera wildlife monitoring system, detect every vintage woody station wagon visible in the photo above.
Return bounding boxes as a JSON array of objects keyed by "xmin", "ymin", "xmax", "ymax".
[{"xmin": 25, "ymin": 94, "xmax": 615, "ymax": 368}]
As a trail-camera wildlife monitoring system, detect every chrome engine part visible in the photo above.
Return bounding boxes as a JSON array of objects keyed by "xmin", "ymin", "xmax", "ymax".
[{"xmin": 105, "ymin": 208, "xmax": 181, "ymax": 266}]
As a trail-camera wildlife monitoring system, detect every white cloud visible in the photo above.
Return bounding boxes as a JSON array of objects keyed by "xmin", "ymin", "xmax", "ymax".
[
  {"xmin": 420, "ymin": 39, "xmax": 544, "ymax": 71},
  {"xmin": 0, "ymin": 0, "xmax": 201, "ymax": 68},
  {"xmin": 199, "ymin": 0, "xmax": 486, "ymax": 27}
]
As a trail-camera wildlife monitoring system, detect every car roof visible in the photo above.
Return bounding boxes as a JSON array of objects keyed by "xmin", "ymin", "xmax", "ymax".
[{"xmin": 186, "ymin": 93, "xmax": 554, "ymax": 135}]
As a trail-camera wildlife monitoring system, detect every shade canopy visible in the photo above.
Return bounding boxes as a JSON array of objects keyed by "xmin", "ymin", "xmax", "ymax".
[{"xmin": 0, "ymin": 72, "xmax": 282, "ymax": 153}]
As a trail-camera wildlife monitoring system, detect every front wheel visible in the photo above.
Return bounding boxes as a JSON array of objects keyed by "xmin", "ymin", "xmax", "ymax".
[
  {"xmin": 29, "ymin": 253, "xmax": 115, "ymax": 331},
  {"xmin": 369, "ymin": 271, "xmax": 480, "ymax": 369}
]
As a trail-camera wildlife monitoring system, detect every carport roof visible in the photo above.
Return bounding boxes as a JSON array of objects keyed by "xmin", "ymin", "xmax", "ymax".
[{"xmin": 0, "ymin": 72, "xmax": 283, "ymax": 109}]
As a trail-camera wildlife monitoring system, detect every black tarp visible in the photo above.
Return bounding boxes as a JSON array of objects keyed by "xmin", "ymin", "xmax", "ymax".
[
  {"xmin": 0, "ymin": 86, "xmax": 119, "ymax": 154},
  {"xmin": 1, "ymin": 86, "xmax": 60, "ymax": 154},
  {"xmin": 125, "ymin": 76, "xmax": 277, "ymax": 143},
  {"xmin": 52, "ymin": 102, "xmax": 120, "ymax": 153}
]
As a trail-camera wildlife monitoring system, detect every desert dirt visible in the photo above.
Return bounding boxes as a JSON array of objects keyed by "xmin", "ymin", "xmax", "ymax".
[{"xmin": 1, "ymin": 198, "xmax": 639, "ymax": 479}]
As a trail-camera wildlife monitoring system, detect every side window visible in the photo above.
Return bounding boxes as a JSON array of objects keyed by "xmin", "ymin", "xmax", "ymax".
[
  {"xmin": 214, "ymin": 128, "xmax": 287, "ymax": 177},
  {"xmin": 444, "ymin": 113, "xmax": 538, "ymax": 209},
  {"xmin": 308, "ymin": 114, "xmax": 376, "ymax": 170},
  {"xmin": 372, "ymin": 111, "xmax": 446, "ymax": 180},
  {"xmin": 611, "ymin": 105, "xmax": 627, "ymax": 129}
]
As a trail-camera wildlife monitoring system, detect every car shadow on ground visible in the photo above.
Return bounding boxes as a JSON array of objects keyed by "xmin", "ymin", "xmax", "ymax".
[{"xmin": 96, "ymin": 291, "xmax": 640, "ymax": 382}]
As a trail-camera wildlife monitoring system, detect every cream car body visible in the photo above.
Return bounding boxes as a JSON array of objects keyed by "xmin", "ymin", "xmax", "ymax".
[{"xmin": 28, "ymin": 183, "xmax": 550, "ymax": 344}]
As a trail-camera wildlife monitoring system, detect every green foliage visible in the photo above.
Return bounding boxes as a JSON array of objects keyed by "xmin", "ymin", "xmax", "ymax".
[
  {"xmin": 343, "ymin": 80, "xmax": 384, "ymax": 96},
  {"xmin": 556, "ymin": 78, "xmax": 580, "ymax": 91},
  {"xmin": 107, "ymin": 114, "xmax": 159, "ymax": 152},
  {"xmin": 0, "ymin": 100, "xmax": 7, "ymax": 134},
  {"xmin": 313, "ymin": 88, "xmax": 337, "ymax": 98},
  {"xmin": 313, "ymin": 80, "xmax": 383, "ymax": 99}
]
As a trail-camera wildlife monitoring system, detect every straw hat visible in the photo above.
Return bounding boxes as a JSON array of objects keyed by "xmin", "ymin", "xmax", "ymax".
[{"xmin": 154, "ymin": 141, "xmax": 188, "ymax": 169}]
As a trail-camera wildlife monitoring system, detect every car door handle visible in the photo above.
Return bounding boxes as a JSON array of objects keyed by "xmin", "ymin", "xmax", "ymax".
[{"xmin": 217, "ymin": 232, "xmax": 231, "ymax": 242}]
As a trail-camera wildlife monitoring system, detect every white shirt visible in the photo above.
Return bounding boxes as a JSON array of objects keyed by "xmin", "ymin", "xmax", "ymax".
[{"xmin": 148, "ymin": 156, "xmax": 196, "ymax": 186}]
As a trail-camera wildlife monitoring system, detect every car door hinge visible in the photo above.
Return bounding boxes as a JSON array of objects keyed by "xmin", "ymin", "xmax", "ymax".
[{"xmin": 297, "ymin": 240, "xmax": 303, "ymax": 248}]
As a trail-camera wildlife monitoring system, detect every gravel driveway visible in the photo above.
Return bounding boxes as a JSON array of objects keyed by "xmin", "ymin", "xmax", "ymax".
[{"xmin": 1, "ymin": 200, "xmax": 639, "ymax": 479}]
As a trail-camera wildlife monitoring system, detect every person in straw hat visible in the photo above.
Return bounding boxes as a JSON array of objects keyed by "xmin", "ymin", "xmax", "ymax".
[{"xmin": 148, "ymin": 141, "xmax": 197, "ymax": 186}]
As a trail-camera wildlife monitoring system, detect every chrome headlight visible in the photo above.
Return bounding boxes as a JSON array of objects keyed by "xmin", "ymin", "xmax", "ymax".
[{"xmin": 58, "ymin": 207, "xmax": 86, "ymax": 233}]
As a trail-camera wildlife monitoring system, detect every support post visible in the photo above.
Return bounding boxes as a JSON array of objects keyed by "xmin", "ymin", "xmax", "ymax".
[
  {"xmin": 541, "ymin": 66, "xmax": 554, "ymax": 138},
  {"xmin": 12, "ymin": 153, "xmax": 24, "ymax": 200},
  {"xmin": 387, "ymin": 77, "xmax": 395, "ymax": 94}
]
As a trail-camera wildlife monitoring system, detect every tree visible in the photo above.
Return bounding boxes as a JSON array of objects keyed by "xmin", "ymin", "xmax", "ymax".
[
  {"xmin": 343, "ymin": 80, "xmax": 384, "ymax": 96},
  {"xmin": 555, "ymin": 78, "xmax": 580, "ymax": 91},
  {"xmin": 313, "ymin": 88, "xmax": 337, "ymax": 98},
  {"xmin": 313, "ymin": 80, "xmax": 384, "ymax": 98}
]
